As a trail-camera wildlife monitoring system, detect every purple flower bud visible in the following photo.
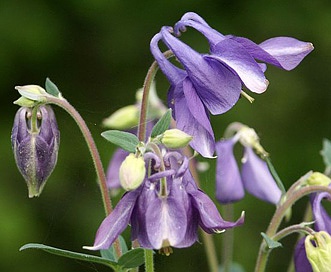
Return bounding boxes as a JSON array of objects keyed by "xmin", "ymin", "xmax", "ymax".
[{"xmin": 11, "ymin": 105, "xmax": 60, "ymax": 197}]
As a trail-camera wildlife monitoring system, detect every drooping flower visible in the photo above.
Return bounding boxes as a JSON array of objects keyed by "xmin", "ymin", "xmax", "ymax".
[
  {"xmin": 215, "ymin": 125, "xmax": 281, "ymax": 204},
  {"xmin": 85, "ymin": 151, "xmax": 244, "ymax": 251},
  {"xmin": 150, "ymin": 12, "xmax": 313, "ymax": 158},
  {"xmin": 294, "ymin": 185, "xmax": 331, "ymax": 272},
  {"xmin": 11, "ymin": 105, "xmax": 60, "ymax": 197}
]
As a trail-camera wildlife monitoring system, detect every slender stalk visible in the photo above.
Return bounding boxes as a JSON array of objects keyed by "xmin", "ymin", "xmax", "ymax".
[
  {"xmin": 144, "ymin": 250, "xmax": 154, "ymax": 272},
  {"xmin": 45, "ymin": 96, "xmax": 122, "ymax": 257},
  {"xmin": 221, "ymin": 204, "xmax": 234, "ymax": 272},
  {"xmin": 254, "ymin": 185, "xmax": 331, "ymax": 272},
  {"xmin": 137, "ymin": 50, "xmax": 173, "ymax": 142},
  {"xmin": 182, "ymin": 148, "xmax": 219, "ymax": 272}
]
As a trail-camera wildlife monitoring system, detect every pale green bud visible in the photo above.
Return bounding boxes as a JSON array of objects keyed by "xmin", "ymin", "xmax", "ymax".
[
  {"xmin": 15, "ymin": 85, "xmax": 48, "ymax": 102},
  {"xmin": 306, "ymin": 172, "xmax": 331, "ymax": 187},
  {"xmin": 103, "ymin": 105, "xmax": 139, "ymax": 130},
  {"xmin": 119, "ymin": 154, "xmax": 146, "ymax": 191},
  {"xmin": 238, "ymin": 126, "xmax": 268, "ymax": 157},
  {"xmin": 305, "ymin": 231, "xmax": 331, "ymax": 272},
  {"xmin": 161, "ymin": 129, "xmax": 193, "ymax": 149}
]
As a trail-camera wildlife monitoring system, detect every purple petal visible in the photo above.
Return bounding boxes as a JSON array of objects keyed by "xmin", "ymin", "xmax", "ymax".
[
  {"xmin": 294, "ymin": 238, "xmax": 313, "ymax": 272},
  {"xmin": 207, "ymin": 38, "xmax": 269, "ymax": 94},
  {"xmin": 189, "ymin": 189, "xmax": 244, "ymax": 233},
  {"xmin": 160, "ymin": 27, "xmax": 242, "ymax": 115},
  {"xmin": 174, "ymin": 18, "xmax": 224, "ymax": 47},
  {"xmin": 215, "ymin": 139, "xmax": 245, "ymax": 204},
  {"xmin": 259, "ymin": 37, "xmax": 314, "ymax": 70},
  {"xmin": 146, "ymin": 193, "xmax": 187, "ymax": 249},
  {"xmin": 150, "ymin": 32, "xmax": 186, "ymax": 85},
  {"xmin": 85, "ymin": 190, "xmax": 139, "ymax": 250},
  {"xmin": 311, "ymin": 189, "xmax": 331, "ymax": 233},
  {"xmin": 106, "ymin": 149, "xmax": 128, "ymax": 189},
  {"xmin": 241, "ymin": 147, "xmax": 281, "ymax": 204},
  {"xmin": 173, "ymin": 81, "xmax": 215, "ymax": 157}
]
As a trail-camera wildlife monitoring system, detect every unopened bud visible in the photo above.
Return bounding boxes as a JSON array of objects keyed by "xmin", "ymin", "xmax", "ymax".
[
  {"xmin": 11, "ymin": 105, "xmax": 60, "ymax": 197},
  {"xmin": 15, "ymin": 85, "xmax": 48, "ymax": 102},
  {"xmin": 306, "ymin": 172, "xmax": 331, "ymax": 187},
  {"xmin": 161, "ymin": 129, "xmax": 192, "ymax": 149},
  {"xmin": 103, "ymin": 105, "xmax": 139, "ymax": 130},
  {"xmin": 119, "ymin": 154, "xmax": 146, "ymax": 191},
  {"xmin": 305, "ymin": 231, "xmax": 331, "ymax": 272}
]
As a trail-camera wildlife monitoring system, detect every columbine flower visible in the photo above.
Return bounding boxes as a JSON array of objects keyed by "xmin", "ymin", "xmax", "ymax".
[
  {"xmin": 215, "ymin": 125, "xmax": 281, "ymax": 204},
  {"xmin": 11, "ymin": 105, "xmax": 60, "ymax": 197},
  {"xmin": 294, "ymin": 186, "xmax": 331, "ymax": 272},
  {"xmin": 85, "ymin": 151, "xmax": 244, "ymax": 251},
  {"xmin": 150, "ymin": 12, "xmax": 313, "ymax": 158}
]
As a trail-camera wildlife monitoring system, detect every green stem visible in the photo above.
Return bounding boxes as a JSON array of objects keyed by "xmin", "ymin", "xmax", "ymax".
[
  {"xmin": 181, "ymin": 148, "xmax": 219, "ymax": 272},
  {"xmin": 221, "ymin": 204, "xmax": 234, "ymax": 272},
  {"xmin": 45, "ymin": 96, "xmax": 122, "ymax": 257},
  {"xmin": 144, "ymin": 250, "xmax": 154, "ymax": 272},
  {"xmin": 254, "ymin": 184, "xmax": 331, "ymax": 272},
  {"xmin": 137, "ymin": 50, "xmax": 173, "ymax": 142}
]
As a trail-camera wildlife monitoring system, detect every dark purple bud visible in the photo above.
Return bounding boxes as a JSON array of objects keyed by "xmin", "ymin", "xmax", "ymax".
[{"xmin": 11, "ymin": 105, "xmax": 60, "ymax": 197}]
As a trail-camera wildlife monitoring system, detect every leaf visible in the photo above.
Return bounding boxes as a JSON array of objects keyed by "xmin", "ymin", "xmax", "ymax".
[
  {"xmin": 151, "ymin": 109, "xmax": 172, "ymax": 138},
  {"xmin": 101, "ymin": 130, "xmax": 139, "ymax": 153},
  {"xmin": 261, "ymin": 232, "xmax": 282, "ymax": 249},
  {"xmin": 20, "ymin": 243, "xmax": 119, "ymax": 269},
  {"xmin": 45, "ymin": 78, "xmax": 61, "ymax": 97},
  {"xmin": 321, "ymin": 139, "xmax": 331, "ymax": 168},
  {"xmin": 100, "ymin": 235, "xmax": 128, "ymax": 261},
  {"xmin": 118, "ymin": 248, "xmax": 145, "ymax": 268}
]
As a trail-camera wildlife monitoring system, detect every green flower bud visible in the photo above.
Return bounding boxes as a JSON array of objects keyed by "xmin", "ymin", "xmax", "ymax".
[
  {"xmin": 161, "ymin": 129, "xmax": 193, "ymax": 149},
  {"xmin": 102, "ymin": 105, "xmax": 139, "ymax": 130},
  {"xmin": 15, "ymin": 85, "xmax": 48, "ymax": 102},
  {"xmin": 305, "ymin": 231, "xmax": 331, "ymax": 272},
  {"xmin": 119, "ymin": 154, "xmax": 146, "ymax": 191},
  {"xmin": 306, "ymin": 172, "xmax": 331, "ymax": 187}
]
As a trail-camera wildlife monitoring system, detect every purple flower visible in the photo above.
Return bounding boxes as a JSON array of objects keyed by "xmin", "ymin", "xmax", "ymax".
[
  {"xmin": 150, "ymin": 12, "xmax": 313, "ymax": 158},
  {"xmin": 216, "ymin": 139, "xmax": 281, "ymax": 204},
  {"xmin": 294, "ymin": 187, "xmax": 331, "ymax": 272},
  {"xmin": 11, "ymin": 105, "xmax": 60, "ymax": 198},
  {"xmin": 85, "ymin": 152, "xmax": 244, "ymax": 251}
]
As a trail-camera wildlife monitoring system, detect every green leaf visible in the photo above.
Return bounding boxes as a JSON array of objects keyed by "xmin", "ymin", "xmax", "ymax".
[
  {"xmin": 151, "ymin": 109, "xmax": 172, "ymax": 138},
  {"xmin": 20, "ymin": 243, "xmax": 119, "ymax": 269},
  {"xmin": 13, "ymin": 96, "xmax": 40, "ymax": 107},
  {"xmin": 321, "ymin": 139, "xmax": 331, "ymax": 168},
  {"xmin": 101, "ymin": 130, "xmax": 139, "ymax": 153},
  {"xmin": 261, "ymin": 232, "xmax": 282, "ymax": 249},
  {"xmin": 100, "ymin": 235, "xmax": 128, "ymax": 261},
  {"xmin": 45, "ymin": 78, "xmax": 61, "ymax": 97},
  {"xmin": 118, "ymin": 248, "xmax": 145, "ymax": 268}
]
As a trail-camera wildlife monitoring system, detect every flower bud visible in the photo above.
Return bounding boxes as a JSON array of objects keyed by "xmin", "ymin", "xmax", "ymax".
[
  {"xmin": 161, "ymin": 129, "xmax": 193, "ymax": 149},
  {"xmin": 11, "ymin": 105, "xmax": 60, "ymax": 198},
  {"xmin": 119, "ymin": 154, "xmax": 146, "ymax": 191},
  {"xmin": 15, "ymin": 85, "xmax": 48, "ymax": 102},
  {"xmin": 306, "ymin": 172, "xmax": 331, "ymax": 187},
  {"xmin": 305, "ymin": 231, "xmax": 331, "ymax": 271},
  {"xmin": 102, "ymin": 105, "xmax": 139, "ymax": 130}
]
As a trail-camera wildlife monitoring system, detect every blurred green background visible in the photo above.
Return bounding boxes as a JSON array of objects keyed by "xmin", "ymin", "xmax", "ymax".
[{"xmin": 1, "ymin": 0, "xmax": 330, "ymax": 271}]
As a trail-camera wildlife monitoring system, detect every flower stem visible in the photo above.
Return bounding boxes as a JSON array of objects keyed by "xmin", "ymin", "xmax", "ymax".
[
  {"xmin": 221, "ymin": 204, "xmax": 234, "ymax": 272},
  {"xmin": 45, "ymin": 96, "xmax": 122, "ymax": 257},
  {"xmin": 254, "ymin": 182, "xmax": 331, "ymax": 272},
  {"xmin": 144, "ymin": 250, "xmax": 154, "ymax": 272},
  {"xmin": 182, "ymin": 148, "xmax": 219, "ymax": 272},
  {"xmin": 137, "ymin": 50, "xmax": 173, "ymax": 142}
]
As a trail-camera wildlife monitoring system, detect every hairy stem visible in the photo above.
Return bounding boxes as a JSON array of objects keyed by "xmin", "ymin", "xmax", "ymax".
[{"xmin": 45, "ymin": 96, "xmax": 122, "ymax": 257}]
